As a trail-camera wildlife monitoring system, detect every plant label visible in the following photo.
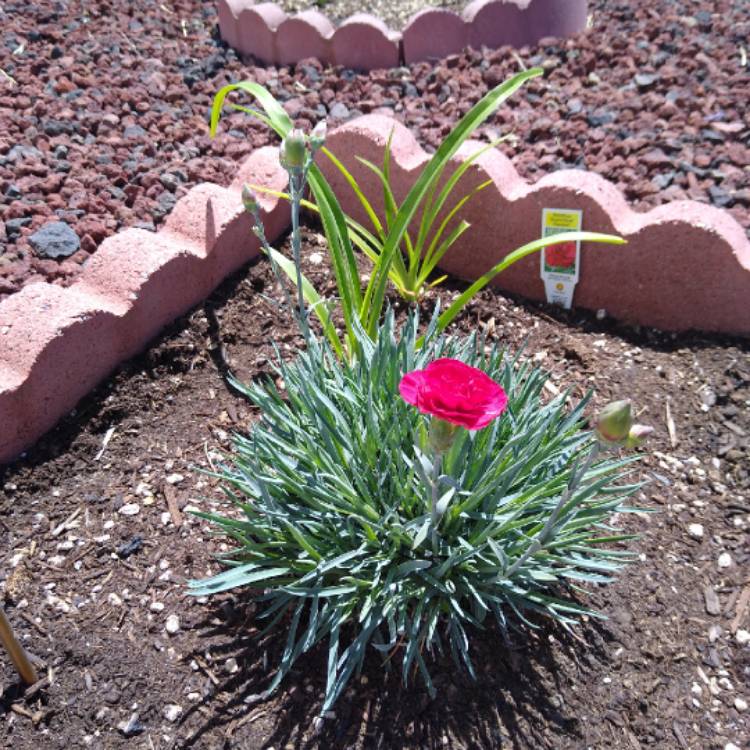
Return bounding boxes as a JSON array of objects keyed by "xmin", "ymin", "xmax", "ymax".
[{"xmin": 540, "ymin": 208, "xmax": 583, "ymax": 310}]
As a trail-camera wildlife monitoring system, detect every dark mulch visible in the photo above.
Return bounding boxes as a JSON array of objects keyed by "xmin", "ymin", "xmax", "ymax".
[
  {"xmin": 1, "ymin": 225, "xmax": 748, "ymax": 749},
  {"xmin": 0, "ymin": 0, "xmax": 748, "ymax": 300}
]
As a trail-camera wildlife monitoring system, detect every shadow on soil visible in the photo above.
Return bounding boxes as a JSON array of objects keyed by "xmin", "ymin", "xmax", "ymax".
[{"xmin": 176, "ymin": 596, "xmax": 614, "ymax": 750}]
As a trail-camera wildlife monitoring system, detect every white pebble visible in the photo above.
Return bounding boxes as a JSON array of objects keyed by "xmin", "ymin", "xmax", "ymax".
[
  {"xmin": 691, "ymin": 682, "xmax": 703, "ymax": 697},
  {"xmin": 718, "ymin": 552, "xmax": 732, "ymax": 568},
  {"xmin": 736, "ymin": 629, "xmax": 750, "ymax": 646},
  {"xmin": 119, "ymin": 503, "xmax": 140, "ymax": 516},
  {"xmin": 725, "ymin": 744, "xmax": 741, "ymax": 750},
  {"xmin": 165, "ymin": 614, "xmax": 181, "ymax": 635},
  {"xmin": 708, "ymin": 624, "xmax": 723, "ymax": 642},
  {"xmin": 150, "ymin": 601, "xmax": 165, "ymax": 613},
  {"xmin": 734, "ymin": 697, "xmax": 747, "ymax": 712},
  {"xmin": 163, "ymin": 704, "xmax": 182, "ymax": 722},
  {"xmin": 309, "ymin": 252, "xmax": 324, "ymax": 265},
  {"xmin": 166, "ymin": 473, "xmax": 185, "ymax": 485},
  {"xmin": 687, "ymin": 523, "xmax": 704, "ymax": 539},
  {"xmin": 107, "ymin": 593, "xmax": 123, "ymax": 607},
  {"xmin": 225, "ymin": 657, "xmax": 239, "ymax": 674}
]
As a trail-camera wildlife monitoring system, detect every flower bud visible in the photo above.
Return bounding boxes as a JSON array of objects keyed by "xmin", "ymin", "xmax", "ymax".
[
  {"xmin": 428, "ymin": 418, "xmax": 460, "ymax": 455},
  {"xmin": 242, "ymin": 184, "xmax": 260, "ymax": 214},
  {"xmin": 310, "ymin": 120, "xmax": 327, "ymax": 150},
  {"xmin": 625, "ymin": 424, "xmax": 654, "ymax": 449},
  {"xmin": 595, "ymin": 400, "xmax": 633, "ymax": 444},
  {"xmin": 280, "ymin": 129, "xmax": 307, "ymax": 170}
]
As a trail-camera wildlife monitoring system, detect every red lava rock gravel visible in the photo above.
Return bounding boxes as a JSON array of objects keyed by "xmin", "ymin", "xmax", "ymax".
[{"xmin": 0, "ymin": 0, "xmax": 748, "ymax": 302}]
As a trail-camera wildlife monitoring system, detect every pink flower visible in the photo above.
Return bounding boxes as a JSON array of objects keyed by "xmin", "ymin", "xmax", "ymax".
[{"xmin": 399, "ymin": 359, "xmax": 508, "ymax": 431}]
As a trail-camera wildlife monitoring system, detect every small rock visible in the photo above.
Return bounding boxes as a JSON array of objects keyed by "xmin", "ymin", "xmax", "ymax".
[
  {"xmin": 717, "ymin": 552, "xmax": 732, "ymax": 568},
  {"xmin": 641, "ymin": 149, "xmax": 673, "ymax": 168},
  {"xmin": 124, "ymin": 124, "xmax": 147, "ymax": 139},
  {"xmin": 328, "ymin": 102, "xmax": 350, "ymax": 119},
  {"xmin": 586, "ymin": 110, "xmax": 615, "ymax": 128},
  {"xmin": 118, "ymin": 503, "xmax": 140, "ymax": 516},
  {"xmin": 117, "ymin": 535, "xmax": 143, "ymax": 559},
  {"xmin": 708, "ymin": 185, "xmax": 733, "ymax": 208},
  {"xmin": 165, "ymin": 614, "xmax": 181, "ymax": 635},
  {"xmin": 687, "ymin": 523, "xmax": 704, "ymax": 539},
  {"xmin": 163, "ymin": 704, "xmax": 182, "ymax": 722},
  {"xmin": 165, "ymin": 473, "xmax": 184, "ymax": 485},
  {"xmin": 117, "ymin": 713, "xmax": 145, "ymax": 737},
  {"xmin": 5, "ymin": 217, "xmax": 31, "ymax": 239},
  {"xmin": 694, "ymin": 10, "xmax": 712, "ymax": 30},
  {"xmin": 708, "ymin": 624, "xmax": 722, "ymax": 642},
  {"xmin": 28, "ymin": 221, "xmax": 80, "ymax": 259},
  {"xmin": 635, "ymin": 73, "xmax": 659, "ymax": 89},
  {"xmin": 703, "ymin": 586, "xmax": 720, "ymax": 615},
  {"xmin": 735, "ymin": 697, "xmax": 748, "ymax": 712},
  {"xmin": 736, "ymin": 629, "xmax": 750, "ymax": 646},
  {"xmin": 225, "ymin": 657, "xmax": 239, "ymax": 674}
]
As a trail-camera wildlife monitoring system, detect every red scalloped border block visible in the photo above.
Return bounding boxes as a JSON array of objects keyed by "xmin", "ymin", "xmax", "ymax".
[
  {"xmin": 0, "ymin": 148, "xmax": 289, "ymax": 464},
  {"xmin": 217, "ymin": 0, "xmax": 589, "ymax": 69},
  {"xmin": 1, "ymin": 115, "xmax": 748, "ymax": 463},
  {"xmin": 320, "ymin": 114, "xmax": 750, "ymax": 338}
]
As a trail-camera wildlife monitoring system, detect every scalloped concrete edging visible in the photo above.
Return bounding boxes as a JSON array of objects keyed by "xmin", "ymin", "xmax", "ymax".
[
  {"xmin": 0, "ymin": 149, "xmax": 289, "ymax": 465},
  {"xmin": 2, "ymin": 115, "xmax": 749, "ymax": 464},
  {"xmin": 217, "ymin": 0, "xmax": 588, "ymax": 69},
  {"xmin": 320, "ymin": 114, "xmax": 750, "ymax": 339}
]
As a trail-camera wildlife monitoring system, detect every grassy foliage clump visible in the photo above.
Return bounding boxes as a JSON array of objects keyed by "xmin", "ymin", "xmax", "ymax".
[{"xmin": 190, "ymin": 312, "xmax": 639, "ymax": 711}]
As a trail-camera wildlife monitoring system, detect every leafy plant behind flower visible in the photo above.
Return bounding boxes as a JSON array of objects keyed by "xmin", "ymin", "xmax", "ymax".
[
  {"xmin": 189, "ymin": 310, "xmax": 643, "ymax": 713},
  {"xmin": 210, "ymin": 74, "xmax": 626, "ymax": 358},
  {"xmin": 319, "ymin": 128, "xmax": 508, "ymax": 302}
]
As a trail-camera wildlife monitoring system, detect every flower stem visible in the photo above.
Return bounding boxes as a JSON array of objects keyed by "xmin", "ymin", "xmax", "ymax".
[
  {"xmin": 289, "ymin": 167, "xmax": 310, "ymax": 339},
  {"xmin": 504, "ymin": 442, "xmax": 600, "ymax": 580},
  {"xmin": 430, "ymin": 454, "xmax": 442, "ymax": 555}
]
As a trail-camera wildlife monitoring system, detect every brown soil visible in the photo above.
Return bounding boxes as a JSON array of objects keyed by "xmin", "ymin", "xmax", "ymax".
[{"xmin": 1, "ymin": 226, "xmax": 748, "ymax": 749}]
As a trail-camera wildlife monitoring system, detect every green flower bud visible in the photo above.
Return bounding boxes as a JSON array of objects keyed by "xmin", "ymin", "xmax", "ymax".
[
  {"xmin": 281, "ymin": 129, "xmax": 307, "ymax": 170},
  {"xmin": 624, "ymin": 424, "xmax": 654, "ymax": 449},
  {"xmin": 242, "ymin": 184, "xmax": 260, "ymax": 214},
  {"xmin": 310, "ymin": 120, "xmax": 327, "ymax": 150},
  {"xmin": 428, "ymin": 418, "xmax": 460, "ymax": 455},
  {"xmin": 595, "ymin": 400, "xmax": 633, "ymax": 444}
]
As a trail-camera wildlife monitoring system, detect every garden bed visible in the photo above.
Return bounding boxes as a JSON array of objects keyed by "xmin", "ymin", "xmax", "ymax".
[
  {"xmin": 1, "ymin": 225, "xmax": 748, "ymax": 749},
  {"xmin": 1, "ymin": 0, "xmax": 749, "ymax": 747}
]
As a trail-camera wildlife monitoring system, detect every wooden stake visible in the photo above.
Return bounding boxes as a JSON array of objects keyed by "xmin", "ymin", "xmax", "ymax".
[{"xmin": 0, "ymin": 606, "xmax": 38, "ymax": 685}]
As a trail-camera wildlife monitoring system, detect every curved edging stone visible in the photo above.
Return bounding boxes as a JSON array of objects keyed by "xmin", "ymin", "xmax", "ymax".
[
  {"xmin": 2, "ymin": 115, "xmax": 748, "ymax": 464},
  {"xmin": 320, "ymin": 114, "xmax": 750, "ymax": 337},
  {"xmin": 216, "ymin": 0, "xmax": 588, "ymax": 69},
  {"xmin": 0, "ymin": 148, "xmax": 289, "ymax": 465}
]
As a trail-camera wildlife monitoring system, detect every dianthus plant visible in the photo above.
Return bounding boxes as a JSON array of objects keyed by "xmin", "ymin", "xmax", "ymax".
[{"xmin": 189, "ymin": 311, "xmax": 643, "ymax": 713}]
